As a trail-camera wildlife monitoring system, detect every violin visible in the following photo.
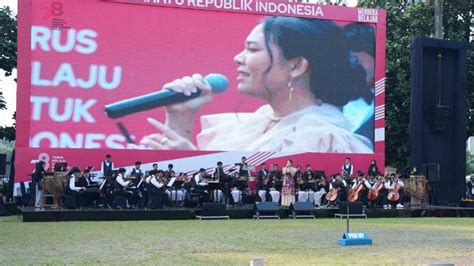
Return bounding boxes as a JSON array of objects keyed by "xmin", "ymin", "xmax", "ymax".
[
  {"xmin": 348, "ymin": 179, "xmax": 366, "ymax": 203},
  {"xmin": 387, "ymin": 179, "xmax": 401, "ymax": 202},
  {"xmin": 368, "ymin": 179, "xmax": 385, "ymax": 201}
]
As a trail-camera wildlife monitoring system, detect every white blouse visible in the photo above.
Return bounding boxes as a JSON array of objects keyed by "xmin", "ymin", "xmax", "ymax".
[{"xmin": 197, "ymin": 104, "xmax": 373, "ymax": 153}]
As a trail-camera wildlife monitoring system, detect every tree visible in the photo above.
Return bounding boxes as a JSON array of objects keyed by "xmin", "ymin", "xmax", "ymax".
[
  {"xmin": 358, "ymin": 0, "xmax": 473, "ymax": 169},
  {"xmin": 0, "ymin": 6, "xmax": 17, "ymax": 111}
]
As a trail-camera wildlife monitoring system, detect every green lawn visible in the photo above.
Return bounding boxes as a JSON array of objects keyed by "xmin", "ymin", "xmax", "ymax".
[{"xmin": 0, "ymin": 217, "xmax": 472, "ymax": 265}]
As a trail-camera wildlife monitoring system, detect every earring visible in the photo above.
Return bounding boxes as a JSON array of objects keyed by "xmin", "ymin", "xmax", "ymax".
[{"xmin": 288, "ymin": 80, "xmax": 294, "ymax": 101}]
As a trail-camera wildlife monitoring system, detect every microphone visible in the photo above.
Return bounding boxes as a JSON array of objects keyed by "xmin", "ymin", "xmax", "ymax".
[{"xmin": 104, "ymin": 73, "xmax": 229, "ymax": 119}]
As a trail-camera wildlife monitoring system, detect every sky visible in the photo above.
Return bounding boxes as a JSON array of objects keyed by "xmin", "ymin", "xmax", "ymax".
[{"xmin": 0, "ymin": 0, "xmax": 358, "ymax": 127}]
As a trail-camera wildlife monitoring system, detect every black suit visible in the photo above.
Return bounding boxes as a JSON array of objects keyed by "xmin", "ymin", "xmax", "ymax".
[
  {"xmin": 257, "ymin": 169, "xmax": 268, "ymax": 186},
  {"xmin": 303, "ymin": 170, "xmax": 315, "ymax": 181}
]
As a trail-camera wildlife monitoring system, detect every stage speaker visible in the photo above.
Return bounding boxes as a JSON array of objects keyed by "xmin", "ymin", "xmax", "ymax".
[
  {"xmin": 420, "ymin": 163, "xmax": 440, "ymax": 182},
  {"xmin": 291, "ymin": 202, "xmax": 314, "ymax": 213},
  {"xmin": 201, "ymin": 203, "xmax": 226, "ymax": 217},
  {"xmin": 256, "ymin": 202, "xmax": 279, "ymax": 212},
  {"xmin": 410, "ymin": 37, "xmax": 468, "ymax": 205},
  {"xmin": 0, "ymin": 154, "xmax": 6, "ymax": 175},
  {"xmin": 338, "ymin": 202, "xmax": 363, "ymax": 215}
]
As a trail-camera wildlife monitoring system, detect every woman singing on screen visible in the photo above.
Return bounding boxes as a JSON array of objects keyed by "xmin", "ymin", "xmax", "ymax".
[{"xmin": 138, "ymin": 16, "xmax": 372, "ymax": 153}]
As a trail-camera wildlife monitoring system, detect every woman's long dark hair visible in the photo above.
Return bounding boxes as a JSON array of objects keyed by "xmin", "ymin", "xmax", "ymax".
[{"xmin": 261, "ymin": 16, "xmax": 369, "ymax": 107}]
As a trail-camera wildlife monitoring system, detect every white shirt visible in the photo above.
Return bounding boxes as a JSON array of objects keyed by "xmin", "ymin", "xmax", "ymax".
[
  {"xmin": 194, "ymin": 173, "xmax": 208, "ymax": 186},
  {"xmin": 342, "ymin": 164, "xmax": 354, "ymax": 175},
  {"xmin": 150, "ymin": 176, "xmax": 165, "ymax": 189},
  {"xmin": 116, "ymin": 174, "xmax": 130, "ymax": 187},
  {"xmin": 197, "ymin": 104, "xmax": 373, "ymax": 153},
  {"xmin": 384, "ymin": 180, "xmax": 404, "ymax": 190},
  {"xmin": 101, "ymin": 160, "xmax": 114, "ymax": 174},
  {"xmin": 352, "ymin": 179, "xmax": 372, "ymax": 190},
  {"xmin": 69, "ymin": 175, "xmax": 83, "ymax": 192}
]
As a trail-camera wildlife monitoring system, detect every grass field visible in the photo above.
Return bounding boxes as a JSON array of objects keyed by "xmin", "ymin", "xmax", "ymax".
[{"xmin": 0, "ymin": 217, "xmax": 473, "ymax": 265}]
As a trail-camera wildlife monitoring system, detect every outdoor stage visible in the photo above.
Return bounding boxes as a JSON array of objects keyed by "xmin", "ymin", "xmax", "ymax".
[{"xmin": 16, "ymin": 205, "xmax": 474, "ymax": 222}]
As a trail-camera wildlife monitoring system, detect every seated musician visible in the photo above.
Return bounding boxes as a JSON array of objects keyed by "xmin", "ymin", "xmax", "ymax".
[
  {"xmin": 210, "ymin": 161, "xmax": 225, "ymax": 203},
  {"xmin": 171, "ymin": 172, "xmax": 188, "ymax": 206},
  {"xmin": 66, "ymin": 167, "xmax": 86, "ymax": 209},
  {"xmin": 467, "ymin": 175, "xmax": 474, "ymax": 199},
  {"xmin": 383, "ymin": 173, "xmax": 405, "ymax": 209},
  {"xmin": 296, "ymin": 174, "xmax": 310, "ymax": 202},
  {"xmin": 303, "ymin": 165, "xmax": 315, "ymax": 182},
  {"xmin": 269, "ymin": 164, "xmax": 282, "ymax": 182},
  {"xmin": 79, "ymin": 167, "xmax": 99, "ymax": 207},
  {"xmin": 257, "ymin": 176, "xmax": 271, "ymax": 202},
  {"xmin": 193, "ymin": 168, "xmax": 210, "ymax": 205},
  {"xmin": 313, "ymin": 177, "xmax": 328, "ymax": 207},
  {"xmin": 368, "ymin": 174, "xmax": 386, "ymax": 208},
  {"xmin": 149, "ymin": 170, "xmax": 171, "ymax": 207},
  {"xmin": 351, "ymin": 171, "xmax": 372, "ymax": 207},
  {"xmin": 327, "ymin": 174, "xmax": 347, "ymax": 207},
  {"xmin": 230, "ymin": 173, "xmax": 244, "ymax": 205},
  {"xmin": 114, "ymin": 168, "xmax": 136, "ymax": 208}
]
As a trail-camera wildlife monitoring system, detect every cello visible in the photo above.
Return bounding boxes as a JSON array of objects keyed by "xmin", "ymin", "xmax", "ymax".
[
  {"xmin": 368, "ymin": 176, "xmax": 385, "ymax": 201},
  {"xmin": 387, "ymin": 178, "xmax": 401, "ymax": 202},
  {"xmin": 348, "ymin": 178, "xmax": 366, "ymax": 203}
]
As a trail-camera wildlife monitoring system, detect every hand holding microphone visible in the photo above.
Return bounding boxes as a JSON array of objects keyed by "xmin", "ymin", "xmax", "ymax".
[{"xmin": 104, "ymin": 73, "xmax": 229, "ymax": 118}]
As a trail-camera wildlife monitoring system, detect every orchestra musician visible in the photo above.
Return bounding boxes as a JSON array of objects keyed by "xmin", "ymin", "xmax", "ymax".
[
  {"xmin": 230, "ymin": 173, "xmax": 245, "ymax": 205},
  {"xmin": 165, "ymin": 164, "xmax": 176, "ymax": 179},
  {"xmin": 269, "ymin": 164, "xmax": 283, "ymax": 192},
  {"xmin": 236, "ymin": 156, "xmax": 250, "ymax": 178},
  {"xmin": 152, "ymin": 163, "xmax": 159, "ymax": 171},
  {"xmin": 193, "ymin": 168, "xmax": 210, "ymax": 205},
  {"xmin": 79, "ymin": 167, "xmax": 99, "ymax": 208},
  {"xmin": 210, "ymin": 161, "xmax": 225, "ymax": 203},
  {"xmin": 66, "ymin": 167, "xmax": 86, "ymax": 209},
  {"xmin": 257, "ymin": 163, "xmax": 269, "ymax": 189},
  {"xmin": 341, "ymin": 157, "xmax": 354, "ymax": 179},
  {"xmin": 101, "ymin": 154, "xmax": 114, "ymax": 178},
  {"xmin": 130, "ymin": 161, "xmax": 143, "ymax": 186},
  {"xmin": 349, "ymin": 171, "xmax": 372, "ymax": 206},
  {"xmin": 32, "ymin": 161, "xmax": 46, "ymax": 209},
  {"xmin": 171, "ymin": 172, "xmax": 188, "ymax": 206},
  {"xmin": 149, "ymin": 170, "xmax": 171, "ymax": 208},
  {"xmin": 313, "ymin": 177, "xmax": 328, "ymax": 207},
  {"xmin": 257, "ymin": 176, "xmax": 271, "ymax": 202},
  {"xmin": 383, "ymin": 173, "xmax": 405, "ymax": 209},
  {"xmin": 114, "ymin": 168, "xmax": 135, "ymax": 208},
  {"xmin": 303, "ymin": 164, "xmax": 315, "ymax": 182},
  {"xmin": 368, "ymin": 174, "xmax": 386, "ymax": 208},
  {"xmin": 327, "ymin": 174, "xmax": 347, "ymax": 207},
  {"xmin": 281, "ymin": 160, "xmax": 297, "ymax": 207},
  {"xmin": 367, "ymin": 160, "xmax": 379, "ymax": 178}
]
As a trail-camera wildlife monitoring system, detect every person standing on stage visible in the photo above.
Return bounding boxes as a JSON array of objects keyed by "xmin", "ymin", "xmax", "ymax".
[
  {"xmin": 236, "ymin": 156, "xmax": 249, "ymax": 178},
  {"xmin": 367, "ymin": 160, "xmax": 379, "ymax": 178},
  {"xmin": 281, "ymin": 160, "xmax": 297, "ymax": 207},
  {"xmin": 101, "ymin": 154, "xmax": 114, "ymax": 178},
  {"xmin": 165, "ymin": 164, "xmax": 176, "ymax": 179},
  {"xmin": 32, "ymin": 161, "xmax": 46, "ymax": 208},
  {"xmin": 257, "ymin": 163, "xmax": 269, "ymax": 188},
  {"xmin": 341, "ymin": 157, "xmax": 354, "ymax": 178},
  {"xmin": 130, "ymin": 161, "xmax": 143, "ymax": 186}
]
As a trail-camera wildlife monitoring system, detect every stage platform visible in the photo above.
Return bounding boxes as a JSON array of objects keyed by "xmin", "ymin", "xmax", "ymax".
[{"xmin": 15, "ymin": 205, "xmax": 474, "ymax": 222}]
